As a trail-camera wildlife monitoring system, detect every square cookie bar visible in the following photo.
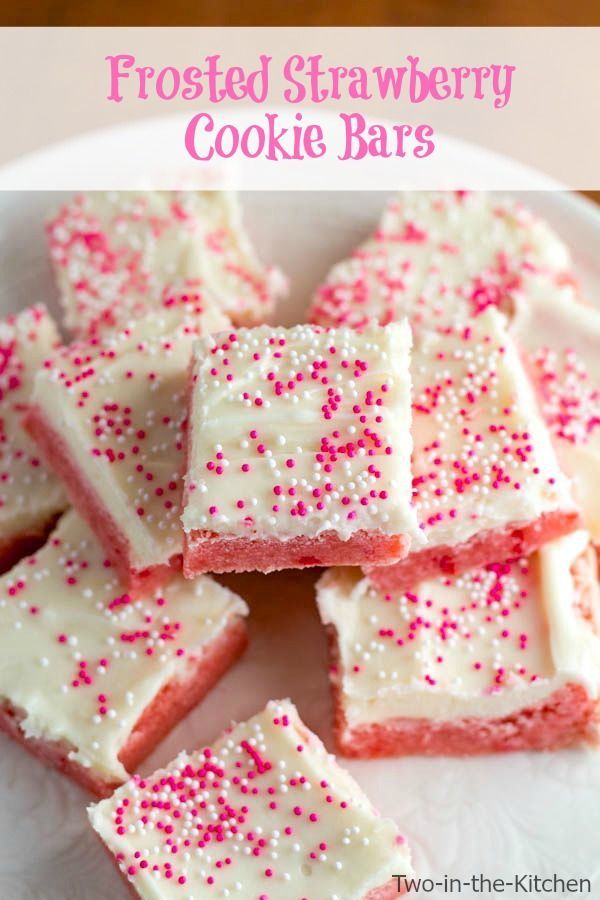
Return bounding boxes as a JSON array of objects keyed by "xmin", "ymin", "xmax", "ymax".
[
  {"xmin": 0, "ymin": 305, "xmax": 67, "ymax": 572},
  {"xmin": 89, "ymin": 699, "xmax": 413, "ymax": 899},
  {"xmin": 25, "ymin": 292, "xmax": 229, "ymax": 590},
  {"xmin": 367, "ymin": 308, "xmax": 579, "ymax": 593},
  {"xmin": 182, "ymin": 322, "xmax": 421, "ymax": 574},
  {"xmin": 309, "ymin": 191, "xmax": 573, "ymax": 331},
  {"xmin": 48, "ymin": 191, "xmax": 286, "ymax": 336},
  {"xmin": 0, "ymin": 511, "xmax": 248, "ymax": 796},
  {"xmin": 511, "ymin": 280, "xmax": 600, "ymax": 545},
  {"xmin": 318, "ymin": 530, "xmax": 600, "ymax": 757}
]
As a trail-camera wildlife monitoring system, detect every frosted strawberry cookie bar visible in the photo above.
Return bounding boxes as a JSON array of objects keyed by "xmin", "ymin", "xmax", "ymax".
[
  {"xmin": 48, "ymin": 191, "xmax": 285, "ymax": 336},
  {"xmin": 309, "ymin": 191, "xmax": 573, "ymax": 331},
  {"xmin": 89, "ymin": 699, "xmax": 413, "ymax": 898},
  {"xmin": 0, "ymin": 511, "xmax": 248, "ymax": 796},
  {"xmin": 318, "ymin": 530, "xmax": 600, "ymax": 757},
  {"xmin": 182, "ymin": 322, "xmax": 421, "ymax": 574},
  {"xmin": 367, "ymin": 308, "xmax": 579, "ymax": 593},
  {"xmin": 25, "ymin": 294, "xmax": 229, "ymax": 590},
  {"xmin": 0, "ymin": 305, "xmax": 67, "ymax": 571},
  {"xmin": 511, "ymin": 281, "xmax": 600, "ymax": 546}
]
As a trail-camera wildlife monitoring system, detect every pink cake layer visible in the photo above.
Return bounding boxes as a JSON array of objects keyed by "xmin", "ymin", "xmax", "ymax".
[
  {"xmin": 183, "ymin": 529, "xmax": 411, "ymax": 576},
  {"xmin": 367, "ymin": 510, "xmax": 580, "ymax": 593},
  {"xmin": 332, "ymin": 683, "xmax": 598, "ymax": 757},
  {"xmin": 366, "ymin": 879, "xmax": 408, "ymax": 898},
  {"xmin": 0, "ymin": 616, "xmax": 247, "ymax": 797},
  {"xmin": 24, "ymin": 403, "xmax": 178, "ymax": 593},
  {"xmin": 325, "ymin": 629, "xmax": 598, "ymax": 758}
]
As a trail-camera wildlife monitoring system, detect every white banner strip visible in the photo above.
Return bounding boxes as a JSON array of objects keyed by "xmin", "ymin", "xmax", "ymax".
[{"xmin": 0, "ymin": 27, "xmax": 597, "ymax": 190}]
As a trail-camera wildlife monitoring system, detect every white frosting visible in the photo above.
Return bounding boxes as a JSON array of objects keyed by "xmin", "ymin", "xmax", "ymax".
[
  {"xmin": 0, "ymin": 305, "xmax": 66, "ymax": 544},
  {"xmin": 32, "ymin": 298, "xmax": 230, "ymax": 571},
  {"xmin": 182, "ymin": 322, "xmax": 422, "ymax": 544},
  {"xmin": 48, "ymin": 191, "xmax": 285, "ymax": 336},
  {"xmin": 188, "ymin": 191, "xmax": 288, "ymax": 324},
  {"xmin": 309, "ymin": 191, "xmax": 572, "ymax": 330},
  {"xmin": 317, "ymin": 531, "xmax": 600, "ymax": 726},
  {"xmin": 0, "ymin": 510, "xmax": 247, "ymax": 782},
  {"xmin": 511, "ymin": 278, "xmax": 600, "ymax": 542},
  {"xmin": 89, "ymin": 700, "xmax": 412, "ymax": 898},
  {"xmin": 410, "ymin": 307, "xmax": 575, "ymax": 549}
]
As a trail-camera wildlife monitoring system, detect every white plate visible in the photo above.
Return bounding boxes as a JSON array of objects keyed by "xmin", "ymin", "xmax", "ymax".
[{"xmin": 0, "ymin": 186, "xmax": 599, "ymax": 900}]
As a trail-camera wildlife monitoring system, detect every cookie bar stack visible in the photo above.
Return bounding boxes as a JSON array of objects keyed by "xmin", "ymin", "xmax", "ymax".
[{"xmin": 1, "ymin": 189, "xmax": 598, "ymax": 900}]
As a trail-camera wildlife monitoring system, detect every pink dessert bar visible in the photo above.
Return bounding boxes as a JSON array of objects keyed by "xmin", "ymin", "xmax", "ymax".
[
  {"xmin": 89, "ymin": 699, "xmax": 413, "ymax": 898},
  {"xmin": 0, "ymin": 305, "xmax": 67, "ymax": 572},
  {"xmin": 309, "ymin": 191, "xmax": 574, "ymax": 331},
  {"xmin": 511, "ymin": 280, "xmax": 600, "ymax": 546},
  {"xmin": 47, "ymin": 191, "xmax": 285, "ymax": 336},
  {"xmin": 0, "ymin": 510, "xmax": 248, "ymax": 797},
  {"xmin": 317, "ymin": 530, "xmax": 600, "ymax": 757},
  {"xmin": 182, "ymin": 322, "xmax": 422, "ymax": 575},
  {"xmin": 366, "ymin": 308, "xmax": 579, "ymax": 593},
  {"xmin": 25, "ymin": 291, "xmax": 229, "ymax": 591}
]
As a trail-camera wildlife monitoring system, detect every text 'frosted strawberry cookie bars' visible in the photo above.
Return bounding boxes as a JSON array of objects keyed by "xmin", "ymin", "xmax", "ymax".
[
  {"xmin": 182, "ymin": 322, "xmax": 422, "ymax": 574},
  {"xmin": 0, "ymin": 305, "xmax": 67, "ymax": 571},
  {"xmin": 89, "ymin": 700, "xmax": 413, "ymax": 899},
  {"xmin": 309, "ymin": 191, "xmax": 573, "ymax": 331},
  {"xmin": 318, "ymin": 531, "xmax": 600, "ymax": 757},
  {"xmin": 48, "ymin": 191, "xmax": 285, "ymax": 336},
  {"xmin": 25, "ymin": 292, "xmax": 229, "ymax": 590},
  {"xmin": 511, "ymin": 281, "xmax": 600, "ymax": 546},
  {"xmin": 0, "ymin": 511, "xmax": 248, "ymax": 796},
  {"xmin": 366, "ymin": 308, "xmax": 579, "ymax": 593}
]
